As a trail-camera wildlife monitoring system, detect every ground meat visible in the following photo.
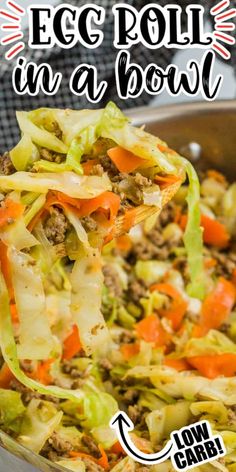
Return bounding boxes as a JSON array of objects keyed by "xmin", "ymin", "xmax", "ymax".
[
  {"xmin": 44, "ymin": 207, "xmax": 69, "ymax": 244},
  {"xmin": 82, "ymin": 435, "xmax": 100, "ymax": 458},
  {"xmin": 40, "ymin": 148, "xmax": 65, "ymax": 164},
  {"xmin": 112, "ymin": 173, "xmax": 152, "ymax": 206},
  {"xmin": 89, "ymin": 164, "xmax": 104, "ymax": 176},
  {"xmin": 119, "ymin": 330, "xmax": 136, "ymax": 344},
  {"xmin": 52, "ymin": 121, "xmax": 63, "ymax": 140},
  {"xmin": 0, "ymin": 152, "xmax": 15, "ymax": 175},
  {"xmin": 99, "ymin": 358, "xmax": 113, "ymax": 371},
  {"xmin": 81, "ymin": 216, "xmax": 98, "ymax": 232},
  {"xmin": 129, "ymin": 239, "xmax": 169, "ymax": 263},
  {"xmin": 134, "ymin": 173, "xmax": 152, "ymax": 188},
  {"xmin": 127, "ymin": 279, "xmax": 147, "ymax": 304},
  {"xmin": 103, "ymin": 264, "xmax": 123, "ymax": 297},
  {"xmin": 48, "ymin": 432, "xmax": 73, "ymax": 454},
  {"xmin": 210, "ymin": 248, "xmax": 236, "ymax": 278},
  {"xmin": 128, "ymin": 405, "xmax": 143, "ymax": 425},
  {"xmin": 123, "ymin": 389, "xmax": 139, "ymax": 404},
  {"xmin": 9, "ymin": 379, "xmax": 42, "ymax": 404},
  {"xmin": 82, "ymin": 458, "xmax": 104, "ymax": 472},
  {"xmin": 157, "ymin": 202, "xmax": 176, "ymax": 227},
  {"xmin": 100, "ymin": 155, "xmax": 117, "ymax": 178}
]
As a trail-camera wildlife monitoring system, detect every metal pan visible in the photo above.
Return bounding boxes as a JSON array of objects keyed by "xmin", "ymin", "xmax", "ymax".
[{"xmin": 1, "ymin": 99, "xmax": 236, "ymax": 472}]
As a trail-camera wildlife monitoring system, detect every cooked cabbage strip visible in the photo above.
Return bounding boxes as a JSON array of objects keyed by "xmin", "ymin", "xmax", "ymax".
[
  {"xmin": 0, "ymin": 270, "xmax": 85, "ymax": 401},
  {"xmin": 70, "ymin": 247, "xmax": 111, "ymax": 356},
  {"xmin": 0, "ymin": 171, "xmax": 111, "ymax": 199},
  {"xmin": 8, "ymin": 247, "xmax": 54, "ymax": 360}
]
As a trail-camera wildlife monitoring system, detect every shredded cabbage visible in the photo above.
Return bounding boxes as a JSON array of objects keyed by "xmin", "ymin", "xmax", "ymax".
[
  {"xmin": 0, "ymin": 389, "xmax": 25, "ymax": 431},
  {"xmin": 10, "ymin": 134, "xmax": 39, "ymax": 171},
  {"xmin": 0, "ymin": 218, "xmax": 38, "ymax": 250},
  {"xmin": 18, "ymin": 399, "xmax": 63, "ymax": 453},
  {"xmin": 0, "ymin": 171, "xmax": 111, "ymax": 198},
  {"xmin": 70, "ymin": 247, "xmax": 111, "ymax": 356},
  {"xmin": 183, "ymin": 160, "xmax": 205, "ymax": 299},
  {"xmin": 16, "ymin": 111, "xmax": 68, "ymax": 154},
  {"xmin": 8, "ymin": 247, "xmax": 55, "ymax": 360}
]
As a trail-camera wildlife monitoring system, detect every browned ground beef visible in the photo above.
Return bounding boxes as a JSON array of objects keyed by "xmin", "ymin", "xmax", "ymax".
[
  {"xmin": 103, "ymin": 264, "xmax": 123, "ymax": 297},
  {"xmin": 210, "ymin": 247, "xmax": 236, "ymax": 278},
  {"xmin": 129, "ymin": 239, "xmax": 169, "ymax": 262},
  {"xmin": 47, "ymin": 432, "xmax": 73, "ymax": 454},
  {"xmin": 44, "ymin": 207, "xmax": 69, "ymax": 244},
  {"xmin": 89, "ymin": 164, "xmax": 104, "ymax": 176},
  {"xmin": 81, "ymin": 216, "xmax": 98, "ymax": 232},
  {"xmin": 100, "ymin": 155, "xmax": 118, "ymax": 178},
  {"xmin": 0, "ymin": 152, "xmax": 15, "ymax": 175},
  {"xmin": 52, "ymin": 121, "xmax": 63, "ymax": 140},
  {"xmin": 127, "ymin": 278, "xmax": 147, "ymax": 304},
  {"xmin": 82, "ymin": 435, "xmax": 101, "ymax": 458},
  {"xmin": 112, "ymin": 173, "xmax": 152, "ymax": 206},
  {"xmin": 39, "ymin": 148, "xmax": 65, "ymax": 164}
]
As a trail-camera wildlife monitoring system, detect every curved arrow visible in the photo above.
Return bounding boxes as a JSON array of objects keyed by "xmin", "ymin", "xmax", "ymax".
[{"xmin": 110, "ymin": 411, "xmax": 173, "ymax": 465}]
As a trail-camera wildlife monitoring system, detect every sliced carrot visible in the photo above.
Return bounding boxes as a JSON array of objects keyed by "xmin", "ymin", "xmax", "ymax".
[
  {"xmin": 157, "ymin": 144, "xmax": 177, "ymax": 155},
  {"xmin": 232, "ymin": 268, "xmax": 236, "ymax": 286},
  {"xmin": 204, "ymin": 258, "xmax": 217, "ymax": 269},
  {"xmin": 0, "ymin": 198, "xmax": 24, "ymax": 229},
  {"xmin": 135, "ymin": 314, "xmax": 171, "ymax": 348},
  {"xmin": 164, "ymin": 358, "xmax": 190, "ymax": 372},
  {"xmin": 193, "ymin": 277, "xmax": 235, "ymax": 337},
  {"xmin": 107, "ymin": 147, "xmax": 144, "ymax": 173},
  {"xmin": 207, "ymin": 170, "xmax": 226, "ymax": 185},
  {"xmin": 110, "ymin": 442, "xmax": 125, "ymax": 455},
  {"xmin": 187, "ymin": 354, "xmax": 236, "ymax": 379},
  {"xmin": 120, "ymin": 343, "xmax": 140, "ymax": 360},
  {"xmin": 63, "ymin": 324, "xmax": 82, "ymax": 361},
  {"xmin": 155, "ymin": 174, "xmax": 181, "ymax": 190},
  {"xmin": 0, "ymin": 363, "xmax": 14, "ymax": 388},
  {"xmin": 121, "ymin": 207, "xmax": 137, "ymax": 232},
  {"xmin": 115, "ymin": 234, "xmax": 132, "ymax": 252},
  {"xmin": 150, "ymin": 283, "xmax": 187, "ymax": 331},
  {"xmin": 97, "ymin": 445, "xmax": 109, "ymax": 470},
  {"xmin": 10, "ymin": 303, "xmax": 19, "ymax": 324},
  {"xmin": 180, "ymin": 214, "xmax": 230, "ymax": 249},
  {"xmin": 36, "ymin": 359, "xmax": 54, "ymax": 385},
  {"xmin": 82, "ymin": 159, "xmax": 100, "ymax": 175}
]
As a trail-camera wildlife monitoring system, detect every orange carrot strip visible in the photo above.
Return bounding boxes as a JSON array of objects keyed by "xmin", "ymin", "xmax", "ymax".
[
  {"xmin": 82, "ymin": 159, "xmax": 100, "ymax": 175},
  {"xmin": 63, "ymin": 324, "xmax": 82, "ymax": 361},
  {"xmin": 0, "ymin": 363, "xmax": 15, "ymax": 388},
  {"xmin": 36, "ymin": 359, "xmax": 54, "ymax": 385},
  {"xmin": 120, "ymin": 343, "xmax": 140, "ymax": 360},
  {"xmin": 135, "ymin": 314, "xmax": 171, "ymax": 348},
  {"xmin": 107, "ymin": 147, "xmax": 144, "ymax": 173},
  {"xmin": 0, "ymin": 198, "xmax": 24, "ymax": 229},
  {"xmin": 204, "ymin": 258, "xmax": 217, "ymax": 269},
  {"xmin": 180, "ymin": 214, "xmax": 230, "ymax": 249},
  {"xmin": 155, "ymin": 174, "xmax": 181, "ymax": 190},
  {"xmin": 157, "ymin": 144, "xmax": 177, "ymax": 155},
  {"xmin": 110, "ymin": 442, "xmax": 125, "ymax": 455},
  {"xmin": 193, "ymin": 277, "xmax": 235, "ymax": 337},
  {"xmin": 164, "ymin": 358, "xmax": 190, "ymax": 372},
  {"xmin": 150, "ymin": 283, "xmax": 187, "ymax": 331},
  {"xmin": 115, "ymin": 234, "xmax": 132, "ymax": 252},
  {"xmin": 187, "ymin": 354, "xmax": 236, "ymax": 379}
]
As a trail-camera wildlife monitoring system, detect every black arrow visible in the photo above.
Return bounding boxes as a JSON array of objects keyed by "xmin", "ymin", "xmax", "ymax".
[{"xmin": 110, "ymin": 411, "xmax": 173, "ymax": 464}]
